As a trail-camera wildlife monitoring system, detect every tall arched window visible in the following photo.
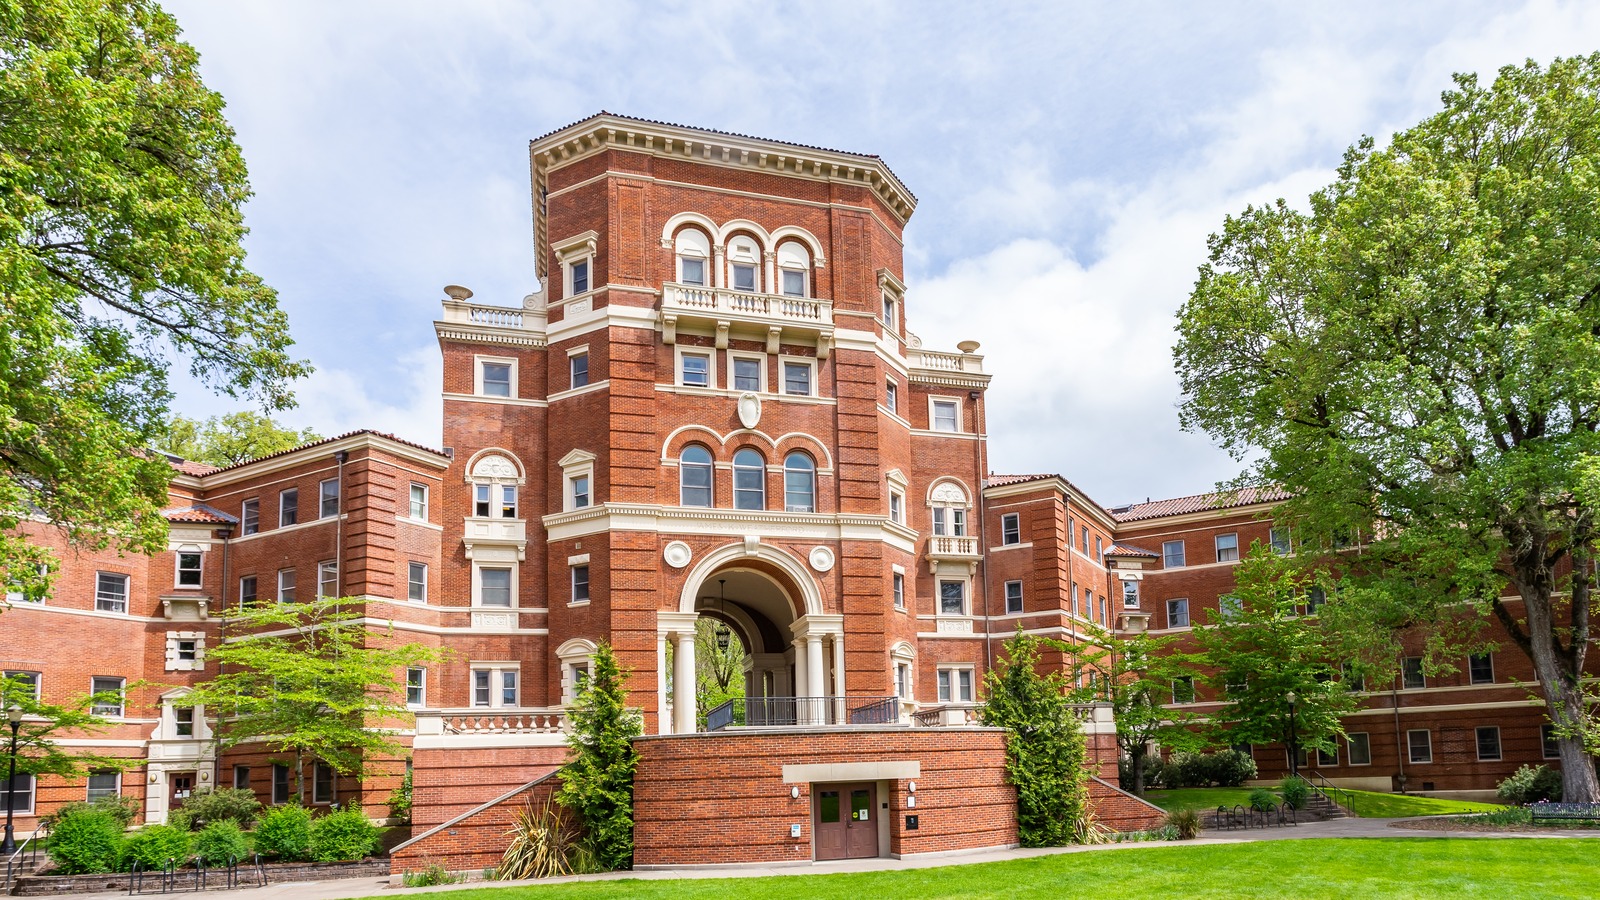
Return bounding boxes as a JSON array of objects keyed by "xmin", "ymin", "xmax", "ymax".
[
  {"xmin": 783, "ymin": 452, "xmax": 815, "ymax": 513},
  {"xmin": 676, "ymin": 228, "xmax": 711, "ymax": 286},
  {"xmin": 727, "ymin": 236, "xmax": 761, "ymax": 293},
  {"xmin": 732, "ymin": 448, "xmax": 766, "ymax": 511},
  {"xmin": 929, "ymin": 481, "xmax": 969, "ymax": 536},
  {"xmin": 680, "ymin": 445, "xmax": 713, "ymax": 507},
  {"xmin": 776, "ymin": 241, "xmax": 810, "ymax": 298},
  {"xmin": 470, "ymin": 453, "xmax": 522, "ymax": 519}
]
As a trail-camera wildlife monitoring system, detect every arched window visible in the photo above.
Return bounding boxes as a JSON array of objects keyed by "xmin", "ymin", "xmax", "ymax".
[
  {"xmin": 470, "ymin": 453, "xmax": 522, "ymax": 519},
  {"xmin": 776, "ymin": 241, "xmax": 810, "ymax": 298},
  {"xmin": 676, "ymin": 228, "xmax": 711, "ymax": 286},
  {"xmin": 732, "ymin": 448, "xmax": 766, "ymax": 511},
  {"xmin": 929, "ymin": 481, "xmax": 969, "ymax": 536},
  {"xmin": 783, "ymin": 452, "xmax": 815, "ymax": 513},
  {"xmin": 727, "ymin": 236, "xmax": 762, "ymax": 293},
  {"xmin": 679, "ymin": 445, "xmax": 713, "ymax": 507}
]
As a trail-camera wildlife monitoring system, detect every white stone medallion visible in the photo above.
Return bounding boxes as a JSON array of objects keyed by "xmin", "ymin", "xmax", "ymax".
[
  {"xmin": 737, "ymin": 391, "xmax": 762, "ymax": 429},
  {"xmin": 808, "ymin": 545, "xmax": 835, "ymax": 572},
  {"xmin": 663, "ymin": 540, "xmax": 693, "ymax": 569}
]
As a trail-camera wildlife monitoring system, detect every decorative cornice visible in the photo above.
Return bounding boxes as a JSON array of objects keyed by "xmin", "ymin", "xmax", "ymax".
[{"xmin": 433, "ymin": 322, "xmax": 548, "ymax": 349}]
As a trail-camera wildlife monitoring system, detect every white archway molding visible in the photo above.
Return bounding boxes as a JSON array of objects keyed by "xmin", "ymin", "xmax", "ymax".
[
  {"xmin": 555, "ymin": 637, "xmax": 598, "ymax": 658},
  {"xmin": 661, "ymin": 424, "xmax": 730, "ymax": 461},
  {"xmin": 659, "ymin": 211, "xmax": 720, "ymax": 247},
  {"xmin": 769, "ymin": 226, "xmax": 826, "ymax": 267},
  {"xmin": 926, "ymin": 475, "xmax": 973, "ymax": 506},
  {"xmin": 463, "ymin": 446, "xmax": 527, "ymax": 483},
  {"xmin": 676, "ymin": 541, "xmax": 823, "ymax": 618},
  {"xmin": 716, "ymin": 218, "xmax": 773, "ymax": 247},
  {"xmin": 769, "ymin": 431, "xmax": 835, "ymax": 471}
]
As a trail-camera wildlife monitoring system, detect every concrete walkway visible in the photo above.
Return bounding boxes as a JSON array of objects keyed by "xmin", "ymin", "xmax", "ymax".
[{"xmin": 56, "ymin": 816, "xmax": 1600, "ymax": 900}]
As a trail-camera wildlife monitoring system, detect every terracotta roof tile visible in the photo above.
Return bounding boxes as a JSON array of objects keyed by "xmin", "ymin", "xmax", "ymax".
[
  {"xmin": 1109, "ymin": 486, "xmax": 1292, "ymax": 523},
  {"xmin": 198, "ymin": 429, "xmax": 448, "ymax": 475},
  {"xmin": 162, "ymin": 503, "xmax": 237, "ymax": 525},
  {"xmin": 165, "ymin": 457, "xmax": 219, "ymax": 477},
  {"xmin": 1105, "ymin": 543, "xmax": 1159, "ymax": 558},
  {"xmin": 984, "ymin": 474, "xmax": 1058, "ymax": 488}
]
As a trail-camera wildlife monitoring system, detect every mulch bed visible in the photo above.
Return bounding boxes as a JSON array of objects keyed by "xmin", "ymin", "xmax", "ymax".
[{"xmin": 1390, "ymin": 818, "xmax": 1600, "ymax": 833}]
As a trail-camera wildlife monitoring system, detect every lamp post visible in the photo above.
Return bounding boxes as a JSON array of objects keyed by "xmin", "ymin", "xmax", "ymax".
[
  {"xmin": 2, "ymin": 703, "xmax": 22, "ymax": 855},
  {"xmin": 1286, "ymin": 691, "xmax": 1299, "ymax": 780}
]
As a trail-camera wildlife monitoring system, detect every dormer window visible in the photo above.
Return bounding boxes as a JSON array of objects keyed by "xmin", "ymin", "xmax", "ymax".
[{"xmin": 675, "ymin": 227, "xmax": 711, "ymax": 286}]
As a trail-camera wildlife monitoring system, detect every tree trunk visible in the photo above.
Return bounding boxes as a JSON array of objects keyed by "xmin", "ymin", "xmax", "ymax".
[
  {"xmin": 295, "ymin": 751, "xmax": 305, "ymax": 805},
  {"xmin": 1129, "ymin": 745, "xmax": 1147, "ymax": 796},
  {"xmin": 1515, "ymin": 573, "xmax": 1600, "ymax": 803}
]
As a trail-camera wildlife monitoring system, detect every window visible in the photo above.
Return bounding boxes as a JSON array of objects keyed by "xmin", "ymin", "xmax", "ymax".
[
  {"xmin": 1342, "ymin": 663, "xmax": 1366, "ymax": 692},
  {"xmin": 1005, "ymin": 580, "xmax": 1023, "ymax": 614},
  {"xmin": 783, "ymin": 453, "xmax": 816, "ymax": 513},
  {"xmin": 473, "ymin": 483, "xmax": 519, "ymax": 518},
  {"xmin": 932, "ymin": 506, "xmax": 967, "ymax": 536},
  {"xmin": 409, "ymin": 483, "xmax": 429, "ymax": 520},
  {"xmin": 732, "ymin": 448, "xmax": 765, "ymax": 510},
  {"xmin": 882, "ymin": 294, "xmax": 897, "ymax": 330},
  {"xmin": 731, "ymin": 356, "xmax": 762, "ymax": 392},
  {"xmin": 727, "ymin": 238, "xmax": 760, "ymax": 292},
  {"xmin": 241, "ymin": 499, "xmax": 259, "ymax": 535},
  {"xmin": 276, "ymin": 568, "xmax": 296, "ymax": 603},
  {"xmin": 782, "ymin": 360, "xmax": 813, "ymax": 396},
  {"xmin": 176, "ymin": 639, "xmax": 198, "ymax": 663},
  {"xmin": 478, "ymin": 567, "xmax": 512, "ymax": 607},
  {"xmin": 1095, "ymin": 536, "xmax": 1103, "ymax": 563},
  {"xmin": 313, "ymin": 761, "xmax": 335, "ymax": 804},
  {"xmin": 1162, "ymin": 540, "xmax": 1185, "ymax": 568},
  {"xmin": 3, "ymin": 774, "xmax": 34, "ymax": 815},
  {"xmin": 1215, "ymin": 533, "xmax": 1239, "ymax": 562},
  {"xmin": 680, "ymin": 445, "xmax": 714, "ymax": 507},
  {"xmin": 1080, "ymin": 524, "xmax": 1089, "ymax": 553},
  {"xmin": 319, "ymin": 477, "xmax": 339, "ymax": 518},
  {"xmin": 1167, "ymin": 598, "xmax": 1190, "ymax": 629},
  {"xmin": 3, "ymin": 670, "xmax": 40, "ymax": 701},
  {"xmin": 938, "ymin": 579, "xmax": 965, "ymax": 616},
  {"xmin": 1097, "ymin": 595, "xmax": 1107, "ymax": 623},
  {"xmin": 675, "ymin": 227, "xmax": 710, "ymax": 285},
  {"xmin": 91, "ymin": 677, "xmax": 124, "ymax": 717},
  {"xmin": 1317, "ymin": 746, "xmax": 1338, "ymax": 767},
  {"xmin": 895, "ymin": 663, "xmax": 911, "ymax": 699},
  {"xmin": 937, "ymin": 667, "xmax": 974, "ymax": 703},
  {"xmin": 239, "ymin": 575, "xmax": 258, "ymax": 607},
  {"xmin": 1476, "ymin": 726, "xmax": 1502, "ymax": 761},
  {"xmin": 174, "ymin": 706, "xmax": 194, "ymax": 737},
  {"xmin": 680, "ymin": 351, "xmax": 711, "ymax": 387},
  {"xmin": 1468, "ymin": 653, "xmax": 1494, "ymax": 685},
  {"xmin": 1122, "ymin": 580, "xmax": 1140, "ymax": 608},
  {"xmin": 480, "ymin": 360, "xmax": 512, "ymax": 397},
  {"xmin": 407, "ymin": 562, "xmax": 427, "ymax": 603},
  {"xmin": 473, "ymin": 669, "xmax": 491, "ymax": 706},
  {"xmin": 1407, "ymin": 729, "xmax": 1433, "ymax": 764},
  {"xmin": 570, "ymin": 352, "xmax": 590, "ymax": 389},
  {"xmin": 570, "ymin": 258, "xmax": 590, "ymax": 295},
  {"xmin": 1070, "ymin": 582, "xmax": 1079, "ymax": 617},
  {"xmin": 1291, "ymin": 747, "xmax": 1311, "ymax": 770},
  {"xmin": 892, "ymin": 572, "xmax": 905, "ymax": 610},
  {"xmin": 1304, "ymin": 586, "xmax": 1327, "ymax": 615},
  {"xmin": 777, "ymin": 241, "xmax": 809, "ymax": 297},
  {"xmin": 731, "ymin": 261, "xmax": 757, "ymax": 292},
  {"xmin": 317, "ymin": 561, "xmax": 338, "ymax": 599},
  {"xmin": 1347, "ymin": 732, "xmax": 1372, "ymax": 766},
  {"xmin": 232, "ymin": 765, "xmax": 250, "ymax": 790},
  {"xmin": 406, "ymin": 667, "xmax": 426, "ymax": 707},
  {"xmin": 680, "ymin": 255, "xmax": 706, "ymax": 286},
  {"xmin": 95, "ymin": 572, "xmax": 129, "ymax": 613},
  {"xmin": 501, "ymin": 670, "xmax": 518, "ymax": 706},
  {"xmin": 175, "ymin": 552, "xmax": 202, "ymax": 588},
  {"xmin": 1219, "ymin": 595, "xmax": 1243, "ymax": 622},
  {"xmin": 884, "ymin": 380, "xmax": 897, "ymax": 414},
  {"xmin": 1270, "ymin": 527, "xmax": 1292, "ymax": 554},
  {"xmin": 279, "ymin": 488, "xmax": 299, "ymax": 527},
  {"xmin": 271, "ymin": 763, "xmax": 290, "ymax": 805},
  {"xmin": 571, "ymin": 565, "xmax": 590, "ymax": 604},
  {"xmin": 931, "ymin": 399, "xmax": 959, "ymax": 433},
  {"xmin": 570, "ymin": 474, "xmax": 591, "ymax": 509},
  {"xmin": 1543, "ymin": 724, "xmax": 1560, "ymax": 759},
  {"xmin": 1171, "ymin": 676, "xmax": 1196, "ymax": 704},
  {"xmin": 1402, "ymin": 657, "xmax": 1426, "ymax": 690},
  {"xmin": 889, "ymin": 490, "xmax": 904, "ymax": 524},
  {"xmin": 1001, "ymin": 513, "xmax": 1021, "ymax": 545}
]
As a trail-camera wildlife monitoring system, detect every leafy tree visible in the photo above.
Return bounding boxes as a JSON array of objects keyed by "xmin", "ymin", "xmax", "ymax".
[
  {"xmin": 1185, "ymin": 552, "xmax": 1359, "ymax": 766},
  {"xmin": 1068, "ymin": 627, "xmax": 1203, "ymax": 796},
  {"xmin": 557, "ymin": 641, "xmax": 640, "ymax": 871},
  {"xmin": 0, "ymin": 0, "xmax": 308, "ymax": 605},
  {"xmin": 980, "ymin": 632, "xmax": 1089, "ymax": 846},
  {"xmin": 1174, "ymin": 54, "xmax": 1600, "ymax": 801},
  {"xmin": 693, "ymin": 617, "xmax": 745, "ymax": 728},
  {"xmin": 174, "ymin": 598, "xmax": 441, "ymax": 802},
  {"xmin": 0, "ymin": 672, "xmax": 130, "ymax": 784},
  {"xmin": 164, "ymin": 413, "xmax": 321, "ymax": 467}
]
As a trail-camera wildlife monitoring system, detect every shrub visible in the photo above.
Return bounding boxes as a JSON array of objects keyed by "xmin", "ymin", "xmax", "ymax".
[
  {"xmin": 308, "ymin": 804, "xmax": 379, "ymax": 862},
  {"xmin": 193, "ymin": 820, "xmax": 250, "ymax": 866},
  {"xmin": 120, "ymin": 825, "xmax": 192, "ymax": 872},
  {"xmin": 403, "ymin": 863, "xmax": 465, "ymax": 887},
  {"xmin": 1280, "ymin": 776, "xmax": 1310, "ymax": 810},
  {"xmin": 254, "ymin": 804, "xmax": 312, "ymax": 861},
  {"xmin": 1164, "ymin": 808, "xmax": 1202, "ymax": 840},
  {"xmin": 1203, "ymin": 750, "xmax": 1258, "ymax": 787},
  {"xmin": 43, "ymin": 794, "xmax": 140, "ymax": 831},
  {"xmin": 176, "ymin": 787, "xmax": 262, "ymax": 830},
  {"xmin": 494, "ymin": 800, "xmax": 596, "ymax": 880},
  {"xmin": 557, "ymin": 641, "xmax": 644, "ymax": 867},
  {"xmin": 1248, "ymin": 787, "xmax": 1278, "ymax": 812},
  {"xmin": 1497, "ymin": 764, "xmax": 1563, "ymax": 805},
  {"xmin": 387, "ymin": 770, "xmax": 412, "ymax": 824},
  {"xmin": 50, "ymin": 808, "xmax": 125, "ymax": 875}
]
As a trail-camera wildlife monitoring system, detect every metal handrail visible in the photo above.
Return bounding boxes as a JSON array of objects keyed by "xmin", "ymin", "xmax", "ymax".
[
  {"xmin": 4, "ymin": 830, "xmax": 41, "ymax": 892},
  {"xmin": 703, "ymin": 696, "xmax": 900, "ymax": 731},
  {"xmin": 1306, "ymin": 769, "xmax": 1357, "ymax": 816}
]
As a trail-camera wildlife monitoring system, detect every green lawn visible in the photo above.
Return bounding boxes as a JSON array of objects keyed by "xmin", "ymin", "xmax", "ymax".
[
  {"xmin": 1143, "ymin": 787, "xmax": 1258, "ymax": 812},
  {"xmin": 385, "ymin": 839, "xmax": 1598, "ymax": 900},
  {"xmin": 1143, "ymin": 786, "xmax": 1503, "ymax": 818}
]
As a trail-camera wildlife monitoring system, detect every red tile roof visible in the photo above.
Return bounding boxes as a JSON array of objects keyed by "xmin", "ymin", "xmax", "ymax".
[
  {"xmin": 1105, "ymin": 543, "xmax": 1159, "ymax": 558},
  {"xmin": 165, "ymin": 457, "xmax": 219, "ymax": 477},
  {"xmin": 984, "ymin": 474, "xmax": 1058, "ymax": 488},
  {"xmin": 1109, "ymin": 486, "xmax": 1292, "ymax": 523},
  {"xmin": 161, "ymin": 503, "xmax": 238, "ymax": 525},
  {"xmin": 197, "ymin": 429, "xmax": 449, "ymax": 475}
]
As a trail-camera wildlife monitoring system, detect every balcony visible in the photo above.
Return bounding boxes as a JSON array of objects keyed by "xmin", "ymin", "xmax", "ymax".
[
  {"xmin": 413, "ymin": 707, "xmax": 568, "ymax": 748},
  {"xmin": 926, "ymin": 534, "xmax": 982, "ymax": 573},
  {"xmin": 660, "ymin": 282, "xmax": 834, "ymax": 355},
  {"xmin": 462, "ymin": 516, "xmax": 527, "ymax": 560},
  {"xmin": 704, "ymin": 696, "xmax": 899, "ymax": 731},
  {"xmin": 907, "ymin": 346, "xmax": 989, "ymax": 389}
]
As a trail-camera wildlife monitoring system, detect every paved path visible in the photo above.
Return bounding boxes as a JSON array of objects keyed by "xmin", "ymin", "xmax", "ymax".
[{"xmin": 56, "ymin": 816, "xmax": 1600, "ymax": 900}]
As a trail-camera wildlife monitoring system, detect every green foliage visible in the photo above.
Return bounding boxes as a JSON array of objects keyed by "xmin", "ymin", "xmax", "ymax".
[
  {"xmin": 1174, "ymin": 54, "xmax": 1600, "ymax": 803},
  {"xmin": 174, "ymin": 787, "xmax": 261, "ymax": 830},
  {"xmin": 1163, "ymin": 808, "xmax": 1203, "ymax": 840},
  {"xmin": 1498, "ymin": 765, "xmax": 1564, "ymax": 805},
  {"xmin": 120, "ymin": 824, "xmax": 192, "ymax": 872},
  {"xmin": 0, "ymin": 0, "xmax": 309, "ymax": 603},
  {"xmin": 254, "ymin": 804, "xmax": 312, "ymax": 861},
  {"xmin": 387, "ymin": 769, "xmax": 413, "ymax": 824},
  {"xmin": 981, "ymin": 632, "xmax": 1089, "ymax": 847},
  {"xmin": 192, "ymin": 820, "xmax": 249, "ymax": 866},
  {"xmin": 49, "ymin": 808, "xmax": 125, "ymax": 875},
  {"xmin": 1, "ymin": 672, "xmax": 129, "ymax": 783},
  {"xmin": 1159, "ymin": 751, "xmax": 1258, "ymax": 789},
  {"xmin": 403, "ymin": 863, "xmax": 466, "ymax": 887},
  {"xmin": 557, "ymin": 641, "xmax": 641, "ymax": 871},
  {"xmin": 1472, "ymin": 807, "xmax": 1535, "ymax": 827},
  {"xmin": 177, "ymin": 598, "xmax": 443, "ymax": 801},
  {"xmin": 308, "ymin": 804, "xmax": 379, "ymax": 862},
  {"xmin": 163, "ymin": 413, "xmax": 320, "ymax": 467},
  {"xmin": 1248, "ymin": 788, "xmax": 1278, "ymax": 812},
  {"xmin": 1280, "ymin": 776, "xmax": 1310, "ymax": 810},
  {"xmin": 494, "ymin": 799, "xmax": 598, "ymax": 880},
  {"xmin": 692, "ymin": 617, "xmax": 745, "ymax": 729},
  {"xmin": 1069, "ymin": 624, "xmax": 1202, "ymax": 795},
  {"xmin": 42, "ymin": 794, "xmax": 139, "ymax": 830}
]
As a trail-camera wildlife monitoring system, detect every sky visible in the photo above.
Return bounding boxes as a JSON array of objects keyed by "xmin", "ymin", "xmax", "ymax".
[{"xmin": 162, "ymin": 0, "xmax": 1600, "ymax": 507}]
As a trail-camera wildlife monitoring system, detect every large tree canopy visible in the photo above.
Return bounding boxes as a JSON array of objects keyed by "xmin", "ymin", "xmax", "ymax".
[
  {"xmin": 0, "ymin": 1, "xmax": 308, "ymax": 601},
  {"xmin": 1175, "ymin": 55, "xmax": 1600, "ymax": 801},
  {"xmin": 164, "ymin": 412, "xmax": 322, "ymax": 467}
]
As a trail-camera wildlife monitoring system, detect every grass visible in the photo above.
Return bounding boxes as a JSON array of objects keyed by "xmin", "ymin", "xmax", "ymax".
[
  {"xmin": 1143, "ymin": 787, "xmax": 1258, "ymax": 812},
  {"xmin": 376, "ymin": 839, "xmax": 1600, "ymax": 900},
  {"xmin": 1142, "ymin": 786, "xmax": 1503, "ymax": 818}
]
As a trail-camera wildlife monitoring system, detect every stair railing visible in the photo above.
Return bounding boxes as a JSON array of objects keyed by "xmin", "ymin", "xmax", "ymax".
[{"xmin": 1305, "ymin": 770, "xmax": 1356, "ymax": 816}]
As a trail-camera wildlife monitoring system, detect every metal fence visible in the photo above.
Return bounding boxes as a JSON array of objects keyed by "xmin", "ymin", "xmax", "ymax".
[{"xmin": 704, "ymin": 696, "xmax": 900, "ymax": 731}]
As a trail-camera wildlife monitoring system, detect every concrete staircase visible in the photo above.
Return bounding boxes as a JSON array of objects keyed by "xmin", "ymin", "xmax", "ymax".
[{"xmin": 1305, "ymin": 792, "xmax": 1349, "ymax": 819}]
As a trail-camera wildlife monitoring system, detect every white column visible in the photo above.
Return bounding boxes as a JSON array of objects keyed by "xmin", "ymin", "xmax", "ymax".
[
  {"xmin": 712, "ymin": 245, "xmax": 726, "ymax": 288},
  {"xmin": 806, "ymin": 635, "xmax": 825, "ymax": 698},
  {"xmin": 793, "ymin": 641, "xmax": 808, "ymax": 699},
  {"xmin": 674, "ymin": 631, "xmax": 697, "ymax": 734},
  {"xmin": 657, "ymin": 634, "xmax": 670, "ymax": 734},
  {"xmin": 763, "ymin": 251, "xmax": 777, "ymax": 294},
  {"xmin": 831, "ymin": 633, "xmax": 847, "ymax": 723}
]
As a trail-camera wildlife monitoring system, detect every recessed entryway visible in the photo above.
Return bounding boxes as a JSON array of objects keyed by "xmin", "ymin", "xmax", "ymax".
[{"xmin": 813, "ymin": 782, "xmax": 878, "ymax": 860}]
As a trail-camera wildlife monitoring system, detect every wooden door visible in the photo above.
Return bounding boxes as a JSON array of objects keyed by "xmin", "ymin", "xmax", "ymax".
[
  {"xmin": 170, "ymin": 772, "xmax": 195, "ymax": 806},
  {"xmin": 844, "ymin": 784, "xmax": 878, "ymax": 859},
  {"xmin": 814, "ymin": 783, "xmax": 878, "ymax": 860},
  {"xmin": 813, "ymin": 787, "xmax": 846, "ymax": 860}
]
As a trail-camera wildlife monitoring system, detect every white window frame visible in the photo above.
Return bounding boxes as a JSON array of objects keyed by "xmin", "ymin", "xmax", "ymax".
[
  {"xmin": 3, "ymin": 773, "xmax": 34, "ymax": 815},
  {"xmin": 1122, "ymin": 579, "xmax": 1140, "ymax": 609},
  {"xmin": 881, "ymin": 292, "xmax": 898, "ymax": 333},
  {"xmin": 407, "ymin": 561, "xmax": 427, "ymax": 603},
  {"xmin": 1219, "ymin": 594, "xmax": 1243, "ymax": 622},
  {"xmin": 406, "ymin": 667, "xmax": 426, "ymax": 708},
  {"xmin": 779, "ymin": 356, "xmax": 816, "ymax": 397},
  {"xmin": 318, "ymin": 477, "xmax": 340, "ymax": 519},
  {"xmin": 95, "ymin": 571, "xmax": 130, "ymax": 614},
  {"xmin": 929, "ymin": 397, "xmax": 961, "ymax": 433},
  {"xmin": 554, "ymin": 231, "xmax": 598, "ymax": 299},
  {"xmin": 408, "ymin": 483, "xmax": 429, "ymax": 520},
  {"xmin": 782, "ymin": 452, "xmax": 816, "ymax": 513},
  {"xmin": 3, "ymin": 670, "xmax": 41, "ymax": 701},
  {"xmin": 165, "ymin": 632, "xmax": 204, "ymax": 672},
  {"xmin": 937, "ymin": 578, "xmax": 967, "ymax": 616},
  {"xmin": 679, "ymin": 445, "xmax": 715, "ymax": 508},
  {"xmin": 570, "ymin": 563, "xmax": 591, "ymax": 605},
  {"xmin": 891, "ymin": 567, "xmax": 906, "ymax": 611},
  {"xmin": 1347, "ymin": 732, "xmax": 1373, "ymax": 766},
  {"xmin": 675, "ymin": 228, "xmax": 711, "ymax": 286},
  {"xmin": 473, "ymin": 563, "xmax": 517, "ymax": 608},
  {"xmin": 556, "ymin": 640, "xmax": 597, "ymax": 705},
  {"xmin": 90, "ymin": 676, "xmax": 125, "ymax": 718},
  {"xmin": 1166, "ymin": 598, "xmax": 1190, "ymax": 629},
  {"xmin": 731, "ymin": 447, "xmax": 766, "ymax": 511},
  {"xmin": 1407, "ymin": 728, "xmax": 1433, "ymax": 764},
  {"xmin": 1215, "ymin": 532, "xmax": 1239, "ymax": 562},
  {"xmin": 238, "ymin": 575, "xmax": 258, "ymax": 607},
  {"xmin": 776, "ymin": 240, "xmax": 810, "ymax": 298},
  {"xmin": 728, "ymin": 351, "xmax": 766, "ymax": 393},
  {"xmin": 241, "ymin": 498, "xmax": 260, "ymax": 535},
  {"xmin": 1162, "ymin": 540, "xmax": 1185, "ymax": 568},
  {"xmin": 232, "ymin": 765, "xmax": 250, "ymax": 790},
  {"xmin": 568, "ymin": 347, "xmax": 590, "ymax": 389},
  {"xmin": 1171, "ymin": 676, "xmax": 1196, "ymax": 705},
  {"xmin": 884, "ymin": 378, "xmax": 898, "ymax": 415},
  {"xmin": 936, "ymin": 666, "xmax": 975, "ymax": 703},
  {"xmin": 725, "ymin": 236, "xmax": 763, "ymax": 293},
  {"xmin": 1270, "ymin": 526, "xmax": 1293, "ymax": 554},
  {"xmin": 888, "ymin": 490, "xmax": 904, "ymax": 525},
  {"xmin": 676, "ymin": 347, "xmax": 714, "ymax": 388},
  {"xmin": 470, "ymin": 663, "xmax": 522, "ymax": 709},
  {"xmin": 276, "ymin": 568, "xmax": 296, "ymax": 603},
  {"xmin": 474, "ymin": 354, "xmax": 518, "ymax": 399},
  {"xmin": 1476, "ymin": 725, "xmax": 1503, "ymax": 761},
  {"xmin": 173, "ymin": 705, "xmax": 195, "ymax": 738},
  {"xmin": 1401, "ymin": 656, "xmax": 1426, "ymax": 690},
  {"xmin": 317, "ymin": 560, "xmax": 338, "ymax": 599},
  {"xmin": 278, "ymin": 488, "xmax": 299, "ymax": 527},
  {"xmin": 1317, "ymin": 745, "xmax": 1338, "ymax": 767},
  {"xmin": 560, "ymin": 450, "xmax": 596, "ymax": 511},
  {"xmin": 271, "ymin": 764, "xmax": 290, "ymax": 805},
  {"xmin": 1000, "ymin": 513, "xmax": 1021, "ymax": 545},
  {"xmin": 1004, "ymin": 580, "xmax": 1024, "ymax": 615}
]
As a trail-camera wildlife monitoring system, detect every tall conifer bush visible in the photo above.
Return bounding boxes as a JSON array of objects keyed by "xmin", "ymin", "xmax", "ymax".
[
  {"xmin": 981, "ymin": 632, "xmax": 1089, "ymax": 846},
  {"xmin": 556, "ymin": 642, "xmax": 640, "ymax": 870}
]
